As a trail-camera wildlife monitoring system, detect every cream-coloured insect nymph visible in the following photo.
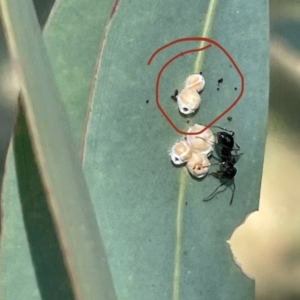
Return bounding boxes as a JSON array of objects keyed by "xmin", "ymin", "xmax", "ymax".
[
  {"xmin": 169, "ymin": 140, "xmax": 193, "ymax": 165},
  {"xmin": 186, "ymin": 152, "xmax": 210, "ymax": 178},
  {"xmin": 176, "ymin": 88, "xmax": 201, "ymax": 115},
  {"xmin": 187, "ymin": 124, "xmax": 215, "ymax": 156},
  {"xmin": 184, "ymin": 74, "xmax": 205, "ymax": 92}
]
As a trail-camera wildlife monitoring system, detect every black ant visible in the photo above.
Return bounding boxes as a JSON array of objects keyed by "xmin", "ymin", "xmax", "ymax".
[{"xmin": 202, "ymin": 126, "xmax": 242, "ymax": 205}]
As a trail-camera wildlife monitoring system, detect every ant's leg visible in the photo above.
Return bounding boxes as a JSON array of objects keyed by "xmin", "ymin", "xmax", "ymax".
[
  {"xmin": 195, "ymin": 136, "xmax": 214, "ymax": 147},
  {"xmin": 204, "ymin": 162, "xmax": 221, "ymax": 168},
  {"xmin": 231, "ymin": 143, "xmax": 241, "ymax": 155},
  {"xmin": 204, "ymin": 162, "xmax": 228, "ymax": 175},
  {"xmin": 229, "ymin": 181, "xmax": 236, "ymax": 205},
  {"xmin": 203, "ymin": 180, "xmax": 229, "ymax": 202},
  {"xmin": 209, "ymin": 153, "xmax": 219, "ymax": 160},
  {"xmin": 207, "ymin": 169, "xmax": 225, "ymax": 178},
  {"xmin": 207, "ymin": 171, "xmax": 218, "ymax": 176},
  {"xmin": 232, "ymin": 149, "xmax": 241, "ymax": 155},
  {"xmin": 232, "ymin": 152, "xmax": 244, "ymax": 159},
  {"xmin": 215, "ymin": 140, "xmax": 239, "ymax": 151},
  {"xmin": 200, "ymin": 163, "xmax": 222, "ymax": 173},
  {"xmin": 209, "ymin": 125, "xmax": 235, "ymax": 136},
  {"xmin": 234, "ymin": 142, "xmax": 241, "ymax": 150}
]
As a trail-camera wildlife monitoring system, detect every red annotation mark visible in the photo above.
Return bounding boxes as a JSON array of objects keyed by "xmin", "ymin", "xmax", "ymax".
[{"xmin": 147, "ymin": 37, "xmax": 244, "ymax": 135}]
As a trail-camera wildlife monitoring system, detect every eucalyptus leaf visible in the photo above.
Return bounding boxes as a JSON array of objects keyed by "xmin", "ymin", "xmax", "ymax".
[{"xmin": 82, "ymin": 0, "xmax": 269, "ymax": 299}]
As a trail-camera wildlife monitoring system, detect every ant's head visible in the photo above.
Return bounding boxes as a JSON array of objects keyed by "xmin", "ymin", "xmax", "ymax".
[{"xmin": 217, "ymin": 132, "xmax": 234, "ymax": 149}]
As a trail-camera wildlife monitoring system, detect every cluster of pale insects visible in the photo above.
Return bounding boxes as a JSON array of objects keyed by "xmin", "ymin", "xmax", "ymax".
[
  {"xmin": 170, "ymin": 123, "xmax": 214, "ymax": 178},
  {"xmin": 169, "ymin": 74, "xmax": 241, "ymax": 204},
  {"xmin": 169, "ymin": 73, "xmax": 212, "ymax": 178}
]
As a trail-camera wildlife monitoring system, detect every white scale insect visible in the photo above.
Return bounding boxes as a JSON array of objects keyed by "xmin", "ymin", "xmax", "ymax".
[
  {"xmin": 171, "ymin": 74, "xmax": 205, "ymax": 115},
  {"xmin": 169, "ymin": 124, "xmax": 215, "ymax": 178}
]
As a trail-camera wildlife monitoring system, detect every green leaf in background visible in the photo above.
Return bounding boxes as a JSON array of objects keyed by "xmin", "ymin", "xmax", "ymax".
[
  {"xmin": 81, "ymin": 0, "xmax": 269, "ymax": 299},
  {"xmin": 0, "ymin": 18, "xmax": 18, "ymax": 196},
  {"xmin": 0, "ymin": 0, "xmax": 116, "ymax": 299},
  {"xmin": 2, "ymin": 106, "xmax": 75, "ymax": 300},
  {"xmin": 1, "ymin": 0, "xmax": 269, "ymax": 299}
]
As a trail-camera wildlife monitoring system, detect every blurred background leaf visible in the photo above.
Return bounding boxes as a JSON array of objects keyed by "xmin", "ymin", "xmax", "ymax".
[
  {"xmin": 230, "ymin": 1, "xmax": 300, "ymax": 300},
  {"xmin": 0, "ymin": 17, "xmax": 18, "ymax": 197},
  {"xmin": 0, "ymin": 0, "xmax": 116, "ymax": 299}
]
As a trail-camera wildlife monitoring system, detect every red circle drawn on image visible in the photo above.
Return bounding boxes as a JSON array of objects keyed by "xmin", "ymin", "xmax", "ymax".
[{"xmin": 147, "ymin": 37, "xmax": 245, "ymax": 135}]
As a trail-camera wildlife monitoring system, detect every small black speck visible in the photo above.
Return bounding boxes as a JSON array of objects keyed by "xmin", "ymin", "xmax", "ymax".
[
  {"xmin": 183, "ymin": 250, "xmax": 188, "ymax": 255},
  {"xmin": 200, "ymin": 72, "xmax": 203, "ymax": 75},
  {"xmin": 149, "ymin": 239, "xmax": 151, "ymax": 242},
  {"xmin": 218, "ymin": 78, "xmax": 223, "ymax": 84},
  {"xmin": 185, "ymin": 202, "xmax": 187, "ymax": 205},
  {"xmin": 146, "ymin": 100, "xmax": 149, "ymax": 104},
  {"xmin": 171, "ymin": 89, "xmax": 178, "ymax": 101},
  {"xmin": 227, "ymin": 116, "xmax": 232, "ymax": 122},
  {"xmin": 234, "ymin": 87, "xmax": 238, "ymax": 91},
  {"xmin": 217, "ymin": 88, "xmax": 219, "ymax": 91},
  {"xmin": 229, "ymin": 65, "xmax": 232, "ymax": 68},
  {"xmin": 187, "ymin": 120, "xmax": 190, "ymax": 124}
]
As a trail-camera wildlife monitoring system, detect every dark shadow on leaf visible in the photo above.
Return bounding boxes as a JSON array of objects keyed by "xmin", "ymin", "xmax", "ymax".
[
  {"xmin": 14, "ymin": 104, "xmax": 75, "ymax": 300},
  {"xmin": 33, "ymin": 0, "xmax": 55, "ymax": 28}
]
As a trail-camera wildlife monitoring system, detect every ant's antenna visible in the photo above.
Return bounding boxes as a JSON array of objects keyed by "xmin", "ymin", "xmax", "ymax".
[
  {"xmin": 194, "ymin": 136, "xmax": 214, "ymax": 146},
  {"xmin": 201, "ymin": 162, "xmax": 223, "ymax": 169},
  {"xmin": 234, "ymin": 142, "xmax": 241, "ymax": 150},
  {"xmin": 209, "ymin": 125, "xmax": 235, "ymax": 135}
]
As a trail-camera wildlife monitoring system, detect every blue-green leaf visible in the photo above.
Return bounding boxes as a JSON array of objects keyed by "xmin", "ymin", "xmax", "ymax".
[{"xmin": 82, "ymin": 1, "xmax": 269, "ymax": 299}]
